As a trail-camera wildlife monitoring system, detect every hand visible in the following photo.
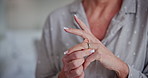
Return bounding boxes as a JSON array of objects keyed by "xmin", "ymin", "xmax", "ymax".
[
  {"xmin": 64, "ymin": 15, "xmax": 129, "ymax": 78},
  {"xmin": 60, "ymin": 40, "xmax": 95, "ymax": 78}
]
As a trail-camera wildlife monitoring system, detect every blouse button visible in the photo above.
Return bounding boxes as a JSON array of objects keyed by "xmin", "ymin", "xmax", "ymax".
[
  {"xmin": 134, "ymin": 31, "xmax": 137, "ymax": 34},
  {"xmin": 111, "ymin": 32, "xmax": 114, "ymax": 36},
  {"xmin": 132, "ymin": 65, "xmax": 134, "ymax": 68},
  {"xmin": 130, "ymin": 73, "xmax": 133, "ymax": 77},
  {"xmin": 133, "ymin": 52, "xmax": 136, "ymax": 56},
  {"xmin": 124, "ymin": 7, "xmax": 127, "ymax": 10},
  {"xmin": 128, "ymin": 41, "xmax": 131, "ymax": 45},
  {"xmin": 51, "ymin": 27, "xmax": 53, "ymax": 31}
]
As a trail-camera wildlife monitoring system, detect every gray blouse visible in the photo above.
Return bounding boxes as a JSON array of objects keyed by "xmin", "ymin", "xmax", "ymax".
[{"xmin": 35, "ymin": 0, "xmax": 148, "ymax": 78}]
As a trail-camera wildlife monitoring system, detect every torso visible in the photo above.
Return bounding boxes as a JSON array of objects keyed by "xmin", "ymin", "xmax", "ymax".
[{"xmin": 44, "ymin": 0, "xmax": 148, "ymax": 77}]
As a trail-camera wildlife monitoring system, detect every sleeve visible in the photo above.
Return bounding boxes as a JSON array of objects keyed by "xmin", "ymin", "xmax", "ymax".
[
  {"xmin": 127, "ymin": 64, "xmax": 148, "ymax": 78},
  {"xmin": 127, "ymin": 22, "xmax": 148, "ymax": 78},
  {"xmin": 35, "ymin": 15, "xmax": 60, "ymax": 78}
]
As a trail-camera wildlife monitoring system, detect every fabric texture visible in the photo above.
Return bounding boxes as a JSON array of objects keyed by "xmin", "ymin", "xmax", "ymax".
[{"xmin": 36, "ymin": 0, "xmax": 148, "ymax": 78}]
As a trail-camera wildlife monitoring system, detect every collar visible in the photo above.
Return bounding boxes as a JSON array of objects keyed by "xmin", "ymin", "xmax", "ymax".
[
  {"xmin": 69, "ymin": 0, "xmax": 89, "ymax": 29},
  {"xmin": 120, "ymin": 0, "xmax": 137, "ymax": 14},
  {"xmin": 69, "ymin": 0, "xmax": 137, "ymax": 43},
  {"xmin": 69, "ymin": 0, "xmax": 137, "ymax": 15}
]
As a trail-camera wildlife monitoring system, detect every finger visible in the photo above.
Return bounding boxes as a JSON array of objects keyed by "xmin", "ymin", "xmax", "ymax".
[
  {"xmin": 67, "ymin": 42, "xmax": 88, "ymax": 54},
  {"xmin": 83, "ymin": 52, "xmax": 100, "ymax": 70},
  {"xmin": 68, "ymin": 42, "xmax": 100, "ymax": 54},
  {"xmin": 65, "ymin": 49, "xmax": 95, "ymax": 62},
  {"xmin": 63, "ymin": 39, "xmax": 88, "ymax": 55},
  {"xmin": 77, "ymin": 72, "xmax": 85, "ymax": 78},
  {"xmin": 88, "ymin": 43, "xmax": 100, "ymax": 49},
  {"xmin": 64, "ymin": 28, "xmax": 91, "ymax": 40},
  {"xmin": 64, "ymin": 58, "xmax": 84, "ymax": 71},
  {"xmin": 74, "ymin": 15, "xmax": 90, "ymax": 32},
  {"xmin": 64, "ymin": 28, "xmax": 100, "ymax": 44},
  {"xmin": 69, "ymin": 65, "xmax": 84, "ymax": 78}
]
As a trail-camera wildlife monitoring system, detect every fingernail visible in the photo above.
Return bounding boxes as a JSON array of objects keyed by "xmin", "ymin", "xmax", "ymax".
[
  {"xmin": 90, "ymin": 49, "xmax": 95, "ymax": 53},
  {"xmin": 74, "ymin": 14, "xmax": 78, "ymax": 18},
  {"xmin": 64, "ymin": 27, "xmax": 69, "ymax": 30},
  {"xmin": 64, "ymin": 51, "xmax": 68, "ymax": 55}
]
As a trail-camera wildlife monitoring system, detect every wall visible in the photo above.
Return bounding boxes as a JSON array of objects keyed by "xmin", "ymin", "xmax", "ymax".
[
  {"xmin": 6, "ymin": 0, "xmax": 74, "ymax": 30},
  {"xmin": 0, "ymin": 0, "xmax": 74, "ymax": 78}
]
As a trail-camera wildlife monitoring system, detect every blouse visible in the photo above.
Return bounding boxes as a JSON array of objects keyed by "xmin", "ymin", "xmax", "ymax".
[{"xmin": 36, "ymin": 0, "xmax": 148, "ymax": 78}]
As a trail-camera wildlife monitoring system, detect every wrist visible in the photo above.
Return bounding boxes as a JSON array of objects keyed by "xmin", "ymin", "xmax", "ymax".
[{"xmin": 115, "ymin": 61, "xmax": 129, "ymax": 78}]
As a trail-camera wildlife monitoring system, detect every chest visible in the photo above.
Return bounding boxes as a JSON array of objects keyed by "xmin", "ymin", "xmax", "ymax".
[{"xmin": 88, "ymin": 18, "xmax": 112, "ymax": 41}]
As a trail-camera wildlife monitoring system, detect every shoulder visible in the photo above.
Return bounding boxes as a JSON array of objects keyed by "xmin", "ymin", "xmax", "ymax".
[
  {"xmin": 138, "ymin": 0, "xmax": 148, "ymax": 39},
  {"xmin": 136, "ymin": 0, "xmax": 148, "ymax": 29},
  {"xmin": 46, "ymin": 0, "xmax": 80, "ymax": 22},
  {"xmin": 43, "ymin": 0, "xmax": 81, "ymax": 34},
  {"xmin": 137, "ymin": 0, "xmax": 148, "ymax": 15},
  {"xmin": 48, "ymin": 5, "xmax": 71, "ymax": 20},
  {"xmin": 138, "ymin": 0, "xmax": 148, "ymax": 7}
]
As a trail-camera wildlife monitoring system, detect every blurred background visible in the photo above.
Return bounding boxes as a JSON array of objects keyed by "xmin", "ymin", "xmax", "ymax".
[{"xmin": 0, "ymin": 0, "xmax": 74, "ymax": 78}]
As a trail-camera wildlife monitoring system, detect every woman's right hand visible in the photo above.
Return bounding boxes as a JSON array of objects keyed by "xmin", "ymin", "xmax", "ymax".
[{"xmin": 59, "ymin": 41, "xmax": 94, "ymax": 78}]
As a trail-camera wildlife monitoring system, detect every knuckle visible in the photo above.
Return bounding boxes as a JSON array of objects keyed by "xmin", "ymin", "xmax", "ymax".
[
  {"xmin": 75, "ymin": 67, "xmax": 83, "ymax": 75},
  {"xmin": 76, "ymin": 70, "xmax": 81, "ymax": 75},
  {"xmin": 63, "ymin": 66, "xmax": 67, "ymax": 71},
  {"xmin": 71, "ymin": 61, "xmax": 77, "ymax": 67},
  {"xmin": 79, "ymin": 58, "xmax": 84, "ymax": 63},
  {"xmin": 81, "ymin": 59, "xmax": 85, "ymax": 63},
  {"xmin": 85, "ymin": 58, "xmax": 90, "ymax": 63},
  {"xmin": 70, "ymin": 59, "xmax": 84, "ymax": 70},
  {"xmin": 81, "ymin": 31, "xmax": 86, "ymax": 37},
  {"xmin": 66, "ymin": 74, "xmax": 70, "ymax": 78},
  {"xmin": 68, "ymin": 48, "xmax": 72, "ymax": 52},
  {"xmin": 81, "ymin": 42, "xmax": 87, "ymax": 49},
  {"xmin": 73, "ymin": 52, "xmax": 81, "ymax": 59},
  {"xmin": 78, "ymin": 59, "xmax": 84, "ymax": 64},
  {"xmin": 62, "ymin": 57, "xmax": 67, "ymax": 63},
  {"xmin": 79, "ymin": 31, "xmax": 83, "ymax": 36},
  {"xmin": 70, "ymin": 66, "xmax": 83, "ymax": 77},
  {"xmin": 74, "ymin": 69, "xmax": 81, "ymax": 76},
  {"xmin": 80, "ymin": 72, "xmax": 85, "ymax": 78},
  {"xmin": 62, "ymin": 57, "xmax": 65, "ymax": 62}
]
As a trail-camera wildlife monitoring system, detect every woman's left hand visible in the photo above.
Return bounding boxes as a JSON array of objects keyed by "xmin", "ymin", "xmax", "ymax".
[{"xmin": 64, "ymin": 15, "xmax": 129, "ymax": 78}]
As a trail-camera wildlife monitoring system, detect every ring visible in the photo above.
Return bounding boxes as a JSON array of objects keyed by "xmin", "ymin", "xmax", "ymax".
[{"xmin": 87, "ymin": 43, "xmax": 90, "ymax": 49}]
